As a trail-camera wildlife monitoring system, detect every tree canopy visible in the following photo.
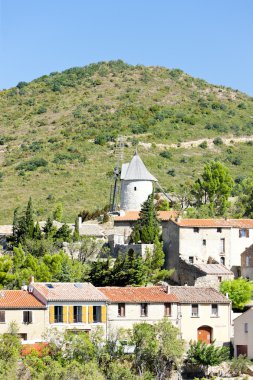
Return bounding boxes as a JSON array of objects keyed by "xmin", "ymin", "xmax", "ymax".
[{"xmin": 220, "ymin": 277, "xmax": 253, "ymax": 310}]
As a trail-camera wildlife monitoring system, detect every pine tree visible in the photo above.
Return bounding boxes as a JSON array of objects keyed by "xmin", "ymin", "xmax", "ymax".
[
  {"xmin": 53, "ymin": 203, "xmax": 63, "ymax": 222},
  {"xmin": 131, "ymin": 192, "xmax": 160, "ymax": 243},
  {"xmin": 25, "ymin": 197, "xmax": 34, "ymax": 239},
  {"xmin": 73, "ymin": 217, "xmax": 80, "ymax": 242},
  {"xmin": 33, "ymin": 221, "xmax": 42, "ymax": 240}
]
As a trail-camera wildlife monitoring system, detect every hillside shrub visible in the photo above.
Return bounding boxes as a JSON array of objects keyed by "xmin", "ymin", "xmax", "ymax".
[
  {"xmin": 160, "ymin": 150, "xmax": 172, "ymax": 159},
  {"xmin": 16, "ymin": 158, "xmax": 48, "ymax": 172},
  {"xmin": 199, "ymin": 141, "xmax": 208, "ymax": 149},
  {"xmin": 213, "ymin": 137, "xmax": 223, "ymax": 145}
]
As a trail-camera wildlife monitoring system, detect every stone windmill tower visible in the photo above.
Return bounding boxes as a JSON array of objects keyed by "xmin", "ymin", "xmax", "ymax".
[{"xmin": 120, "ymin": 150, "xmax": 157, "ymax": 211}]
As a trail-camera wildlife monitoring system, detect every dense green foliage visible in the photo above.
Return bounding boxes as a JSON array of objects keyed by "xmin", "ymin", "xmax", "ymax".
[
  {"xmin": 1, "ymin": 60, "xmax": 253, "ymax": 222},
  {"xmin": 220, "ymin": 277, "xmax": 253, "ymax": 310},
  {"xmin": 131, "ymin": 193, "xmax": 160, "ymax": 244},
  {"xmin": 0, "ymin": 319, "xmax": 184, "ymax": 379},
  {"xmin": 187, "ymin": 341, "xmax": 230, "ymax": 371}
]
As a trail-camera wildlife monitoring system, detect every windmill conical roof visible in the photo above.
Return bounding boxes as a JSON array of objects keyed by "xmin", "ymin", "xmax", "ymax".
[{"xmin": 121, "ymin": 152, "xmax": 157, "ymax": 181}]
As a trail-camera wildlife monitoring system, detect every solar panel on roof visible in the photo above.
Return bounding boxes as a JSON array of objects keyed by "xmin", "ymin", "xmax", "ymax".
[{"xmin": 46, "ymin": 284, "xmax": 54, "ymax": 288}]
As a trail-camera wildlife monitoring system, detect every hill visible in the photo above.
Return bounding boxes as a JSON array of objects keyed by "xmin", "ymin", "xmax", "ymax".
[{"xmin": 1, "ymin": 60, "xmax": 253, "ymax": 223}]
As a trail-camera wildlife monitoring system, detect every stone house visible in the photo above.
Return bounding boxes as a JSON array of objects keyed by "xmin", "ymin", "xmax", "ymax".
[
  {"xmin": 233, "ymin": 308, "xmax": 253, "ymax": 358},
  {"xmin": 241, "ymin": 244, "xmax": 253, "ymax": 280},
  {"xmin": 175, "ymin": 260, "xmax": 234, "ymax": 289},
  {"xmin": 163, "ymin": 218, "xmax": 253, "ymax": 279}
]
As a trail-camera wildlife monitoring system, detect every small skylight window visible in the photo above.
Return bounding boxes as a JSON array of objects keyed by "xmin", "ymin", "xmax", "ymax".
[
  {"xmin": 74, "ymin": 283, "xmax": 83, "ymax": 289},
  {"xmin": 46, "ymin": 284, "xmax": 54, "ymax": 289}
]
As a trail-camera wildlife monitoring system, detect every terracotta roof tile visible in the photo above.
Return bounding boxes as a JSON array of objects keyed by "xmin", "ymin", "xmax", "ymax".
[
  {"xmin": 0, "ymin": 290, "xmax": 46, "ymax": 309},
  {"xmin": 98, "ymin": 286, "xmax": 177, "ymax": 303},
  {"xmin": 32, "ymin": 282, "xmax": 108, "ymax": 302},
  {"xmin": 173, "ymin": 218, "xmax": 253, "ymax": 228},
  {"xmin": 170, "ymin": 286, "xmax": 230, "ymax": 304},
  {"xmin": 114, "ymin": 210, "xmax": 178, "ymax": 222}
]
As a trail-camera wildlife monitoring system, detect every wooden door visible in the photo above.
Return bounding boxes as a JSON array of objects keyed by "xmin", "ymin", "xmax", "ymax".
[
  {"xmin": 197, "ymin": 326, "xmax": 212, "ymax": 344},
  {"xmin": 236, "ymin": 345, "xmax": 248, "ymax": 357}
]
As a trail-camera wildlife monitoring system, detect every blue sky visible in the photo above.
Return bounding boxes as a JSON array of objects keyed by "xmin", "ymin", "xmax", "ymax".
[{"xmin": 1, "ymin": 0, "xmax": 253, "ymax": 94}]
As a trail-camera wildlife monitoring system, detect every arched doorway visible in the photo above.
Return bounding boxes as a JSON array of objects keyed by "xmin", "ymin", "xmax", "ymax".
[{"xmin": 197, "ymin": 326, "xmax": 212, "ymax": 344}]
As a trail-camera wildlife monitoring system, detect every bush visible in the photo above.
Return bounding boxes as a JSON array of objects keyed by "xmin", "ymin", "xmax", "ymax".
[
  {"xmin": 16, "ymin": 81, "xmax": 28, "ymax": 89},
  {"xmin": 37, "ymin": 107, "xmax": 47, "ymax": 114},
  {"xmin": 213, "ymin": 137, "xmax": 223, "ymax": 145},
  {"xmin": 160, "ymin": 150, "xmax": 172, "ymax": 159},
  {"xmin": 199, "ymin": 141, "xmax": 208, "ymax": 149},
  {"xmin": 16, "ymin": 158, "xmax": 48, "ymax": 172},
  {"xmin": 167, "ymin": 169, "xmax": 176, "ymax": 176}
]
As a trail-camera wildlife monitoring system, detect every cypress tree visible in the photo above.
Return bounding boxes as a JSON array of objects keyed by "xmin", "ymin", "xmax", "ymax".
[{"xmin": 25, "ymin": 197, "xmax": 34, "ymax": 239}]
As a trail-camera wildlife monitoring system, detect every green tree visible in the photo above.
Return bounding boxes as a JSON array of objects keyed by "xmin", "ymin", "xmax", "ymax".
[
  {"xmin": 192, "ymin": 161, "xmax": 234, "ymax": 216},
  {"xmin": 55, "ymin": 223, "xmax": 72, "ymax": 242},
  {"xmin": 73, "ymin": 217, "xmax": 80, "ymax": 242},
  {"xmin": 220, "ymin": 277, "xmax": 253, "ymax": 310},
  {"xmin": 236, "ymin": 172, "xmax": 253, "ymax": 217},
  {"xmin": 33, "ymin": 221, "xmax": 42, "ymax": 240},
  {"xmin": 131, "ymin": 192, "xmax": 160, "ymax": 244},
  {"xmin": 53, "ymin": 203, "xmax": 63, "ymax": 222},
  {"xmin": 43, "ymin": 217, "xmax": 57, "ymax": 239},
  {"xmin": 187, "ymin": 340, "xmax": 230, "ymax": 375},
  {"xmin": 229, "ymin": 354, "xmax": 251, "ymax": 376},
  {"xmin": 25, "ymin": 197, "xmax": 34, "ymax": 238}
]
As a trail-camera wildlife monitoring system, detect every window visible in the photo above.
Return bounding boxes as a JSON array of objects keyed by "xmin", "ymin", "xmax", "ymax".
[
  {"xmin": 73, "ymin": 306, "xmax": 82, "ymax": 323},
  {"xmin": 191, "ymin": 304, "xmax": 198, "ymax": 317},
  {"xmin": 220, "ymin": 256, "xmax": 225, "ymax": 265},
  {"xmin": 0, "ymin": 311, "xmax": 5, "ymax": 323},
  {"xmin": 218, "ymin": 276, "xmax": 222, "ymax": 282},
  {"xmin": 164, "ymin": 303, "xmax": 171, "ymax": 317},
  {"xmin": 189, "ymin": 256, "xmax": 194, "ymax": 264},
  {"xmin": 217, "ymin": 227, "xmax": 222, "ymax": 233},
  {"xmin": 220, "ymin": 238, "xmax": 225, "ymax": 253},
  {"xmin": 18, "ymin": 333, "xmax": 27, "ymax": 341},
  {"xmin": 23, "ymin": 311, "xmax": 32, "ymax": 324},
  {"xmin": 118, "ymin": 303, "xmax": 125, "ymax": 317},
  {"xmin": 134, "ymin": 186, "xmax": 137, "ymax": 191},
  {"xmin": 239, "ymin": 228, "xmax": 249, "ymax": 238},
  {"xmin": 54, "ymin": 306, "xmax": 63, "ymax": 323},
  {"xmin": 140, "ymin": 303, "xmax": 148, "ymax": 317},
  {"xmin": 203, "ymin": 239, "xmax": 206, "ymax": 246},
  {"xmin": 211, "ymin": 304, "xmax": 218, "ymax": 317},
  {"xmin": 93, "ymin": 306, "xmax": 101, "ymax": 323},
  {"xmin": 245, "ymin": 323, "xmax": 248, "ymax": 333},
  {"xmin": 246, "ymin": 256, "xmax": 250, "ymax": 267},
  {"xmin": 193, "ymin": 227, "xmax": 199, "ymax": 233}
]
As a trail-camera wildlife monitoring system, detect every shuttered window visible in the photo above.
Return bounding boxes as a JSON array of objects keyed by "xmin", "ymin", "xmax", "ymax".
[
  {"xmin": 23, "ymin": 311, "xmax": 32, "ymax": 324},
  {"xmin": 118, "ymin": 303, "xmax": 125, "ymax": 317},
  {"xmin": 164, "ymin": 303, "xmax": 171, "ymax": 317},
  {"xmin": 74, "ymin": 306, "xmax": 82, "ymax": 323},
  {"xmin": 191, "ymin": 304, "xmax": 198, "ymax": 317},
  {"xmin": 0, "ymin": 311, "xmax": 5, "ymax": 323},
  {"xmin": 54, "ymin": 306, "xmax": 63, "ymax": 323}
]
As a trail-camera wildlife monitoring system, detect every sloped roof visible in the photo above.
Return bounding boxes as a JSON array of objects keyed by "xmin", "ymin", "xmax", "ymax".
[
  {"xmin": 170, "ymin": 286, "xmax": 230, "ymax": 304},
  {"xmin": 172, "ymin": 218, "xmax": 253, "ymax": 228},
  {"xmin": 32, "ymin": 282, "xmax": 108, "ymax": 302},
  {"xmin": 193, "ymin": 263, "xmax": 233, "ymax": 275},
  {"xmin": 0, "ymin": 290, "xmax": 46, "ymax": 309},
  {"xmin": 114, "ymin": 210, "xmax": 178, "ymax": 222},
  {"xmin": 79, "ymin": 223, "xmax": 104, "ymax": 237},
  {"xmin": 121, "ymin": 152, "xmax": 157, "ymax": 181},
  {"xmin": 98, "ymin": 286, "xmax": 177, "ymax": 303}
]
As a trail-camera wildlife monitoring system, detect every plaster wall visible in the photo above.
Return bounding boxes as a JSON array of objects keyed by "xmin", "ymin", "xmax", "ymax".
[{"xmin": 120, "ymin": 180, "xmax": 153, "ymax": 211}]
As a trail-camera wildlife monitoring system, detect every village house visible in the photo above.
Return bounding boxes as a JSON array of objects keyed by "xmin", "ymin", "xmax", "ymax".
[
  {"xmin": 98, "ymin": 286, "xmax": 178, "ymax": 331},
  {"xmin": 29, "ymin": 281, "xmax": 108, "ymax": 337},
  {"xmin": 233, "ymin": 308, "xmax": 253, "ymax": 358},
  {"xmin": 99, "ymin": 285, "xmax": 231, "ymax": 346},
  {"xmin": 171, "ymin": 286, "xmax": 231, "ymax": 346},
  {"xmin": 163, "ymin": 218, "xmax": 253, "ymax": 280},
  {"xmin": 0, "ymin": 289, "xmax": 46, "ymax": 341},
  {"xmin": 241, "ymin": 244, "xmax": 253, "ymax": 280}
]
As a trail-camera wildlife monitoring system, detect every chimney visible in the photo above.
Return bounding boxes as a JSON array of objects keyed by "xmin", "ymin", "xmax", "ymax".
[
  {"xmin": 167, "ymin": 285, "xmax": 170, "ymax": 294},
  {"xmin": 29, "ymin": 276, "xmax": 34, "ymax": 284},
  {"xmin": 176, "ymin": 215, "xmax": 181, "ymax": 222},
  {"xmin": 78, "ymin": 216, "xmax": 82, "ymax": 229},
  {"xmin": 21, "ymin": 285, "xmax": 28, "ymax": 291}
]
